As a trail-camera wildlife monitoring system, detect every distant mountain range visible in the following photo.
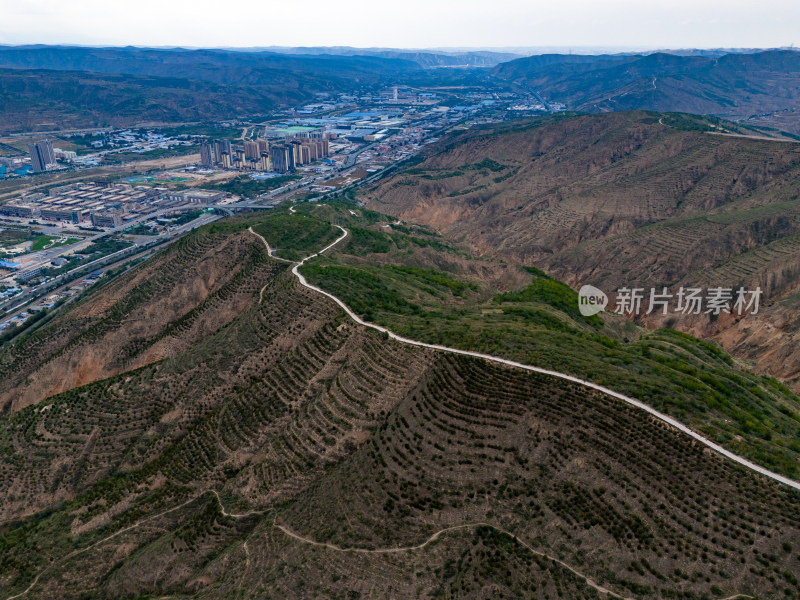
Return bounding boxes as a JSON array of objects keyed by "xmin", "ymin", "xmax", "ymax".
[
  {"xmin": 0, "ymin": 46, "xmax": 422, "ymax": 87},
  {"xmin": 0, "ymin": 67, "xmax": 314, "ymax": 132},
  {"xmin": 1, "ymin": 45, "xmax": 799, "ymax": 133},
  {"xmin": 0, "ymin": 46, "xmax": 429, "ymax": 132},
  {"xmin": 492, "ymin": 50, "xmax": 800, "ymax": 131},
  {"xmin": 250, "ymin": 46, "xmax": 521, "ymax": 67}
]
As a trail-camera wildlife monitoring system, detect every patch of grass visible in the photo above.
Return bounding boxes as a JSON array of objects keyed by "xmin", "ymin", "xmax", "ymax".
[
  {"xmin": 299, "ymin": 263, "xmax": 424, "ymax": 322},
  {"xmin": 661, "ymin": 113, "xmax": 717, "ymax": 132},
  {"xmin": 252, "ymin": 214, "xmax": 338, "ymax": 261},
  {"xmin": 124, "ymin": 224, "xmax": 159, "ymax": 236},
  {"xmin": 30, "ymin": 235, "xmax": 58, "ymax": 252},
  {"xmin": 345, "ymin": 228, "xmax": 393, "ymax": 255},
  {"xmin": 494, "ymin": 267, "xmax": 602, "ymax": 329},
  {"xmin": 386, "ymin": 265, "xmax": 477, "ymax": 297}
]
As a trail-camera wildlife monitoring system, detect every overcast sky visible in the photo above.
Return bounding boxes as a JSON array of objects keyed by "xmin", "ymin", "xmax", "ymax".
[{"xmin": 0, "ymin": 0, "xmax": 797, "ymax": 50}]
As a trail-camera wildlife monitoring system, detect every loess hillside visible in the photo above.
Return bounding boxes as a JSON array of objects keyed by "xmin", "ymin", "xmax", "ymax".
[
  {"xmin": 0, "ymin": 227, "xmax": 279, "ymax": 413},
  {"xmin": 0, "ymin": 209, "xmax": 799, "ymax": 600},
  {"xmin": 296, "ymin": 202, "xmax": 800, "ymax": 479},
  {"xmin": 361, "ymin": 111, "xmax": 800, "ymax": 393}
]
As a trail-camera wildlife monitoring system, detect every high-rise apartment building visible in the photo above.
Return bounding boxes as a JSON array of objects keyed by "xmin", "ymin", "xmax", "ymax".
[
  {"xmin": 40, "ymin": 139, "xmax": 55, "ymax": 166},
  {"xmin": 214, "ymin": 140, "xmax": 232, "ymax": 165},
  {"xmin": 244, "ymin": 140, "xmax": 260, "ymax": 160},
  {"xmin": 234, "ymin": 149, "xmax": 247, "ymax": 169},
  {"xmin": 29, "ymin": 144, "xmax": 46, "ymax": 172},
  {"xmin": 203, "ymin": 133, "xmax": 325, "ymax": 174},
  {"xmin": 288, "ymin": 140, "xmax": 304, "ymax": 166},
  {"xmin": 200, "ymin": 143, "xmax": 214, "ymax": 168},
  {"xmin": 28, "ymin": 139, "xmax": 56, "ymax": 173},
  {"xmin": 270, "ymin": 145, "xmax": 293, "ymax": 173}
]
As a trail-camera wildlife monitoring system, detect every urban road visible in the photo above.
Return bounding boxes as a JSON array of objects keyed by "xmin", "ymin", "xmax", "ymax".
[
  {"xmin": 1, "ymin": 111, "xmax": 478, "ymax": 340},
  {"xmin": 0, "ymin": 208, "xmax": 220, "ymax": 331}
]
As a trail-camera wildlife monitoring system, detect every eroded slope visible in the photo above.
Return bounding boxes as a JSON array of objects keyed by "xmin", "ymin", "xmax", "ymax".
[{"xmin": 361, "ymin": 112, "xmax": 800, "ymax": 392}]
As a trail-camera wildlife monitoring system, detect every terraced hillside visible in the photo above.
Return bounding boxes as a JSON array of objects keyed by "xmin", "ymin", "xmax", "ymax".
[
  {"xmin": 1, "ymin": 208, "xmax": 799, "ymax": 599},
  {"xmin": 276, "ymin": 354, "xmax": 800, "ymax": 599},
  {"xmin": 295, "ymin": 203, "xmax": 800, "ymax": 479},
  {"xmin": 360, "ymin": 111, "xmax": 800, "ymax": 391},
  {"xmin": 0, "ymin": 225, "xmax": 281, "ymax": 413}
]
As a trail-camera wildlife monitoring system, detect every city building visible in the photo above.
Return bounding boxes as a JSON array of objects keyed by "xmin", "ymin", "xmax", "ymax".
[
  {"xmin": 1, "ymin": 182, "xmax": 168, "ymax": 226},
  {"xmin": 54, "ymin": 148, "xmax": 77, "ymax": 161},
  {"xmin": 166, "ymin": 189, "xmax": 226, "ymax": 205},
  {"xmin": 203, "ymin": 134, "xmax": 326, "ymax": 173},
  {"xmin": 40, "ymin": 207, "xmax": 84, "ymax": 223},
  {"xmin": 244, "ymin": 140, "xmax": 260, "ymax": 160},
  {"xmin": 270, "ymin": 145, "xmax": 293, "ymax": 173},
  {"xmin": 0, "ymin": 260, "xmax": 21, "ymax": 272},
  {"xmin": 234, "ymin": 149, "xmax": 246, "ymax": 169},
  {"xmin": 214, "ymin": 140, "xmax": 232, "ymax": 164},
  {"xmin": 28, "ymin": 139, "xmax": 55, "ymax": 173},
  {"xmin": 29, "ymin": 145, "xmax": 45, "ymax": 172},
  {"xmin": 200, "ymin": 143, "xmax": 214, "ymax": 168},
  {"xmin": 0, "ymin": 203, "xmax": 37, "ymax": 218},
  {"xmin": 91, "ymin": 211, "xmax": 124, "ymax": 228},
  {"xmin": 41, "ymin": 139, "xmax": 55, "ymax": 166},
  {"xmin": 16, "ymin": 265, "xmax": 46, "ymax": 281}
]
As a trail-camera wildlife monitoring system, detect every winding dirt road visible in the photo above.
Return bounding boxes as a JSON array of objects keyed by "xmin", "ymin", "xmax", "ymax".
[
  {"xmin": 254, "ymin": 224, "xmax": 800, "ymax": 493},
  {"xmin": 273, "ymin": 520, "xmax": 633, "ymax": 599}
]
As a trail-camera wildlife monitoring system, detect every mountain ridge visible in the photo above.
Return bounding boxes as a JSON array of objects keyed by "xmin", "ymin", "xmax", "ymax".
[{"xmin": 493, "ymin": 50, "xmax": 800, "ymax": 132}]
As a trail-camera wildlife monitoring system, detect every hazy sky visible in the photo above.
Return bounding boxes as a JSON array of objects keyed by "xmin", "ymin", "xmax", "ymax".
[{"xmin": 0, "ymin": 0, "xmax": 797, "ymax": 49}]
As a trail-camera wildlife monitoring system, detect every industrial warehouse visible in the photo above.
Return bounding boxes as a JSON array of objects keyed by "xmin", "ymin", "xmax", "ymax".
[{"xmin": 0, "ymin": 182, "xmax": 227, "ymax": 227}]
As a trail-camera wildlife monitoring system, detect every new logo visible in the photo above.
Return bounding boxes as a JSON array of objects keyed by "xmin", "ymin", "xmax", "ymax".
[{"xmin": 578, "ymin": 285, "xmax": 608, "ymax": 317}]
